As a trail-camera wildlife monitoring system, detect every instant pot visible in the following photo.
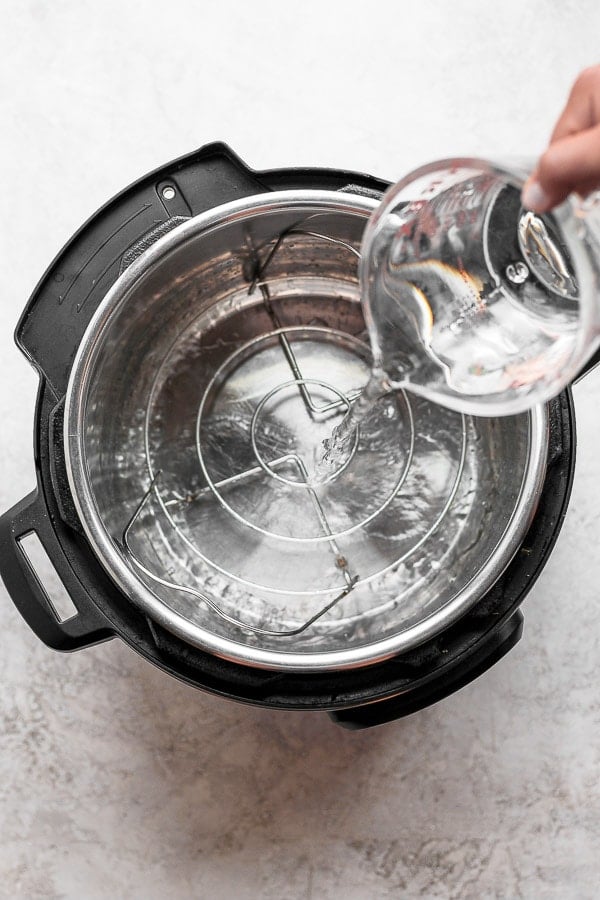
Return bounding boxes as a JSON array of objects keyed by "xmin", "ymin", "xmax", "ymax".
[{"xmin": 0, "ymin": 143, "xmax": 588, "ymax": 728}]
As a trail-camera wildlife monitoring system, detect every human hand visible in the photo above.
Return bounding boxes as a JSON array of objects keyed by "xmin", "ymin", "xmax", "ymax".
[{"xmin": 522, "ymin": 66, "xmax": 600, "ymax": 212}]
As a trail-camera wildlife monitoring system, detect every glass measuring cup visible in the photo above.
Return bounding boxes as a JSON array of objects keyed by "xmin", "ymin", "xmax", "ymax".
[{"xmin": 359, "ymin": 158, "xmax": 600, "ymax": 416}]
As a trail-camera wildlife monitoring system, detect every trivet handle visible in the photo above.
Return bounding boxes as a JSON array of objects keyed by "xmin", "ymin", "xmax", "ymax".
[
  {"xmin": 16, "ymin": 142, "xmax": 273, "ymax": 397},
  {"xmin": 0, "ymin": 489, "xmax": 114, "ymax": 651}
]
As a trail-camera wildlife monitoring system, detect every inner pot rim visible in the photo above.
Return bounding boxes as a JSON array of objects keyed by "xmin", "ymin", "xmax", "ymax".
[{"xmin": 64, "ymin": 189, "xmax": 549, "ymax": 672}]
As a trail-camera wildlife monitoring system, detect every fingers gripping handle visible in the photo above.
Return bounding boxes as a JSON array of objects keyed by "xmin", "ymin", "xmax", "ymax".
[{"xmin": 0, "ymin": 490, "xmax": 113, "ymax": 651}]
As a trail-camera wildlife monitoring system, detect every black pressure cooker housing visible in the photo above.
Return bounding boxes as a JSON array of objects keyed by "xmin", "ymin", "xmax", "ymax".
[{"xmin": 0, "ymin": 143, "xmax": 577, "ymax": 728}]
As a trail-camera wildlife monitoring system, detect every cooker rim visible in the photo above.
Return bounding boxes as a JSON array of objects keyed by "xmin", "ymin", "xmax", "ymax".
[{"xmin": 63, "ymin": 189, "xmax": 549, "ymax": 672}]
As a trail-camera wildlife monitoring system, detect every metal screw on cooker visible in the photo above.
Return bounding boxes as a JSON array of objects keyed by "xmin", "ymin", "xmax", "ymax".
[{"xmin": 505, "ymin": 261, "xmax": 529, "ymax": 284}]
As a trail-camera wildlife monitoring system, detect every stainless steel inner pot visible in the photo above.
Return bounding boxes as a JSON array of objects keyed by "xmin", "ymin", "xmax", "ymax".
[{"xmin": 64, "ymin": 191, "xmax": 548, "ymax": 672}]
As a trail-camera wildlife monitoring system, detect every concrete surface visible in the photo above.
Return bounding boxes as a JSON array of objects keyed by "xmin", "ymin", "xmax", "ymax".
[{"xmin": 1, "ymin": 1, "xmax": 600, "ymax": 897}]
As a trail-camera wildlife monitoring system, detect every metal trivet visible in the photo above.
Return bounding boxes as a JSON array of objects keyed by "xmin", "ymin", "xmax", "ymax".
[{"xmin": 121, "ymin": 223, "xmax": 408, "ymax": 636}]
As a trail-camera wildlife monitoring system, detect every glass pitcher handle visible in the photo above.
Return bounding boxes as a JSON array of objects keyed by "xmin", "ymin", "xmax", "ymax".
[
  {"xmin": 576, "ymin": 191, "xmax": 600, "ymax": 245},
  {"xmin": 571, "ymin": 191, "xmax": 600, "ymax": 381}
]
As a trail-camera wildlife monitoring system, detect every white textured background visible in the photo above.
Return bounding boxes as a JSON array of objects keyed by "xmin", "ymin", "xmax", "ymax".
[{"xmin": 2, "ymin": 2, "xmax": 600, "ymax": 897}]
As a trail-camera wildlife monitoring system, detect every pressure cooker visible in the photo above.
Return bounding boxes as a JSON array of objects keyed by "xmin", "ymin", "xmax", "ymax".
[{"xmin": 0, "ymin": 143, "xmax": 591, "ymax": 729}]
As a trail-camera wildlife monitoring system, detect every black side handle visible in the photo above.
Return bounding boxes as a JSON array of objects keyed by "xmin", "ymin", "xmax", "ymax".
[
  {"xmin": 0, "ymin": 489, "xmax": 114, "ymax": 651},
  {"xmin": 330, "ymin": 611, "xmax": 523, "ymax": 729}
]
